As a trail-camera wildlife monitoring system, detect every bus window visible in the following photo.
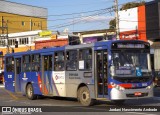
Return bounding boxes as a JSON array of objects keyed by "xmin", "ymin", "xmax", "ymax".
[
  {"xmin": 6, "ymin": 57, "xmax": 14, "ymax": 72},
  {"xmin": 32, "ymin": 54, "xmax": 40, "ymax": 71},
  {"xmin": 79, "ymin": 48, "xmax": 92, "ymax": 70},
  {"xmin": 23, "ymin": 55, "xmax": 31, "ymax": 72},
  {"xmin": 54, "ymin": 52, "xmax": 64, "ymax": 71},
  {"xmin": 66, "ymin": 50, "xmax": 77, "ymax": 71},
  {"xmin": 44, "ymin": 55, "xmax": 52, "ymax": 71},
  {"xmin": 16, "ymin": 58, "xmax": 21, "ymax": 74}
]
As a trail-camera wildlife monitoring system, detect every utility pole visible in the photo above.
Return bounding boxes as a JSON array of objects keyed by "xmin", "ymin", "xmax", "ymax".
[
  {"xmin": 115, "ymin": 0, "xmax": 119, "ymax": 40},
  {"xmin": 6, "ymin": 23, "xmax": 9, "ymax": 53},
  {"xmin": 2, "ymin": 16, "xmax": 4, "ymax": 34},
  {"xmin": 0, "ymin": 17, "xmax": 9, "ymax": 53}
]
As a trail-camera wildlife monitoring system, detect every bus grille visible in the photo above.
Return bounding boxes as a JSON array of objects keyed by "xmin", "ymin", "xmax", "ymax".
[{"xmin": 125, "ymin": 86, "xmax": 147, "ymax": 89}]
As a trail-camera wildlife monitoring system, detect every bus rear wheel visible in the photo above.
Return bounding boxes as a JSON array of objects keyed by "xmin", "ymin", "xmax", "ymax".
[
  {"xmin": 26, "ymin": 84, "xmax": 37, "ymax": 100},
  {"xmin": 78, "ymin": 86, "xmax": 94, "ymax": 106}
]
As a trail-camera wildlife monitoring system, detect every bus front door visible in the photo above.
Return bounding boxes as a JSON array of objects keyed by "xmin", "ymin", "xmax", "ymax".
[
  {"xmin": 42, "ymin": 55, "xmax": 53, "ymax": 96},
  {"xmin": 95, "ymin": 50, "xmax": 108, "ymax": 98},
  {"xmin": 15, "ymin": 58, "xmax": 21, "ymax": 92}
]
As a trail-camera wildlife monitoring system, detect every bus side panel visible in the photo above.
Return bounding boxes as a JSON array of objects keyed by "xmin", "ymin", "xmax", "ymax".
[
  {"xmin": 21, "ymin": 72, "xmax": 42, "ymax": 95},
  {"xmin": 52, "ymin": 71, "xmax": 66, "ymax": 96},
  {"xmin": 43, "ymin": 71, "xmax": 53, "ymax": 95},
  {"xmin": 65, "ymin": 71, "xmax": 95, "ymax": 98},
  {"xmin": 4, "ymin": 72, "xmax": 15, "ymax": 92}
]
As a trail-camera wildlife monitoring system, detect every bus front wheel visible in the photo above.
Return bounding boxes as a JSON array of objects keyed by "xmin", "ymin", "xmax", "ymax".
[
  {"xmin": 26, "ymin": 84, "xmax": 37, "ymax": 100},
  {"xmin": 78, "ymin": 86, "xmax": 94, "ymax": 106}
]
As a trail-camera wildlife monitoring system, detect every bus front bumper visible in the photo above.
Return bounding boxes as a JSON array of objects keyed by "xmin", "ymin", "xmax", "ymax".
[{"xmin": 110, "ymin": 87, "xmax": 153, "ymax": 100}]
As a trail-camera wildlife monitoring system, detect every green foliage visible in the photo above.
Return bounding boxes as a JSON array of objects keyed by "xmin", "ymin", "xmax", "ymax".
[
  {"xmin": 109, "ymin": 18, "xmax": 116, "ymax": 29},
  {"xmin": 120, "ymin": 1, "xmax": 145, "ymax": 10}
]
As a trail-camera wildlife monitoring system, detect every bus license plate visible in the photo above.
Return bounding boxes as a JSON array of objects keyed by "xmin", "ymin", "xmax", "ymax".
[{"xmin": 134, "ymin": 92, "xmax": 142, "ymax": 96}]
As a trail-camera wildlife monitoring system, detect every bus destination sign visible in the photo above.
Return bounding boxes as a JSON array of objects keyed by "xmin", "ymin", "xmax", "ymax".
[{"xmin": 116, "ymin": 44, "xmax": 145, "ymax": 49}]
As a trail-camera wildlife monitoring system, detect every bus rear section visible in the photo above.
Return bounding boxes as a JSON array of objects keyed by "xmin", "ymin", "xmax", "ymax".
[{"xmin": 106, "ymin": 41, "xmax": 153, "ymax": 103}]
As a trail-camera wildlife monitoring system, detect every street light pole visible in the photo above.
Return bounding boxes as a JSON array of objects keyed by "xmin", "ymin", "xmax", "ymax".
[
  {"xmin": 0, "ymin": 26, "xmax": 9, "ymax": 53},
  {"xmin": 115, "ymin": 0, "xmax": 119, "ymax": 40},
  {"xmin": 6, "ymin": 24, "xmax": 9, "ymax": 54}
]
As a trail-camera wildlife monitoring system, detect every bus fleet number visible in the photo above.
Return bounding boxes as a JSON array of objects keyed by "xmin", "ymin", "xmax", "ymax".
[{"xmin": 8, "ymin": 75, "xmax": 12, "ymax": 78}]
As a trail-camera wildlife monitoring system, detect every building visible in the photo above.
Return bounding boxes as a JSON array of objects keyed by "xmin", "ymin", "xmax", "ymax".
[
  {"xmin": 35, "ymin": 35, "xmax": 68, "ymax": 50},
  {"xmin": 0, "ymin": 0, "xmax": 48, "ymax": 34},
  {"xmin": 73, "ymin": 29, "xmax": 116, "ymax": 43},
  {"xmin": 119, "ymin": 5, "xmax": 146, "ymax": 41}
]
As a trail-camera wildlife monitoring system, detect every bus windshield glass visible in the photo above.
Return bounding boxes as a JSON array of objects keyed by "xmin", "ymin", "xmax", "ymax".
[{"xmin": 111, "ymin": 52, "xmax": 151, "ymax": 77}]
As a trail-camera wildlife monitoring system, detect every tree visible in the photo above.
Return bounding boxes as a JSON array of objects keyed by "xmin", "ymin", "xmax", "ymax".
[
  {"xmin": 109, "ymin": 1, "xmax": 145, "ymax": 29},
  {"xmin": 120, "ymin": 1, "xmax": 145, "ymax": 10},
  {"xmin": 109, "ymin": 18, "xmax": 116, "ymax": 29}
]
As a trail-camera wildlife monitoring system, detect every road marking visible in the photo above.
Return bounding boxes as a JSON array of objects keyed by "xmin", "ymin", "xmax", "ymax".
[
  {"xmin": 3, "ymin": 89, "xmax": 18, "ymax": 100},
  {"xmin": 126, "ymin": 112, "xmax": 157, "ymax": 115}
]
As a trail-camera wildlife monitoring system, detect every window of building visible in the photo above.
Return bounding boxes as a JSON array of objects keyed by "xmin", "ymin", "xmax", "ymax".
[
  {"xmin": 8, "ymin": 39, "xmax": 16, "ymax": 46},
  {"xmin": 79, "ymin": 48, "xmax": 92, "ymax": 70},
  {"xmin": 44, "ymin": 55, "xmax": 52, "ymax": 71},
  {"xmin": 23, "ymin": 55, "xmax": 31, "ymax": 72},
  {"xmin": 54, "ymin": 52, "xmax": 64, "ymax": 71},
  {"xmin": 0, "ymin": 40, "xmax": 5, "ymax": 46},
  {"xmin": 8, "ymin": 40, "xmax": 11, "ymax": 46},
  {"xmin": 31, "ymin": 54, "xmax": 40, "ymax": 71},
  {"xmin": 22, "ymin": 38, "xmax": 24, "ymax": 44},
  {"xmin": 66, "ymin": 50, "xmax": 77, "ymax": 71},
  {"xmin": 19, "ymin": 38, "xmax": 29, "ymax": 45},
  {"xmin": 38, "ymin": 23, "xmax": 40, "ymax": 27},
  {"xmin": 6, "ymin": 57, "xmax": 14, "ymax": 72},
  {"xmin": 22, "ymin": 21, "xmax": 25, "ymax": 26},
  {"xmin": 13, "ymin": 39, "xmax": 15, "ymax": 45},
  {"xmin": 19, "ymin": 39, "xmax": 22, "ymax": 45}
]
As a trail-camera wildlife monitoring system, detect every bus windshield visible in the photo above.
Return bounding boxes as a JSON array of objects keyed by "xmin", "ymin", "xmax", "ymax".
[{"xmin": 111, "ymin": 52, "xmax": 151, "ymax": 77}]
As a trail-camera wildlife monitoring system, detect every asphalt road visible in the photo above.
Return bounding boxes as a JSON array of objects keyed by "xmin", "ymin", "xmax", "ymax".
[{"xmin": 0, "ymin": 84, "xmax": 160, "ymax": 115}]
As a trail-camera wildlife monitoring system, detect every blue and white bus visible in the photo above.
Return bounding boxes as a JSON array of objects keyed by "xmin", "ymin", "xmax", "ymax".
[{"xmin": 4, "ymin": 40, "xmax": 153, "ymax": 106}]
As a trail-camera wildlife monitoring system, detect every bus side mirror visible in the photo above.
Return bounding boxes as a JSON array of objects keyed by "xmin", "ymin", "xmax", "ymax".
[{"xmin": 110, "ymin": 65, "xmax": 115, "ymax": 76}]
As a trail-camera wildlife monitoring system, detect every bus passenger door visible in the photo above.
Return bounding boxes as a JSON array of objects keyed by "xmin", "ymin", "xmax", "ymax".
[
  {"xmin": 95, "ymin": 50, "xmax": 108, "ymax": 98},
  {"xmin": 42, "ymin": 55, "xmax": 53, "ymax": 96},
  {"xmin": 15, "ymin": 58, "xmax": 21, "ymax": 92}
]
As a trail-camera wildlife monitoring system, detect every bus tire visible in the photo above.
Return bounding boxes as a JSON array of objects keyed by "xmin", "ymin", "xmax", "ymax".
[
  {"xmin": 26, "ymin": 84, "xmax": 37, "ymax": 100},
  {"xmin": 112, "ymin": 100, "xmax": 125, "ymax": 105},
  {"xmin": 78, "ymin": 86, "xmax": 94, "ymax": 106}
]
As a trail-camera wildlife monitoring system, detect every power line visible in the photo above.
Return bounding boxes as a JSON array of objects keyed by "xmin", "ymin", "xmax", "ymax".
[{"xmin": 47, "ymin": 10, "xmax": 113, "ymax": 30}]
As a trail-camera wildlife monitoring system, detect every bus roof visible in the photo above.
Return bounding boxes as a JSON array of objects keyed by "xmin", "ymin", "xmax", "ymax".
[
  {"xmin": 5, "ymin": 46, "xmax": 65, "ymax": 57},
  {"xmin": 5, "ymin": 40, "xmax": 149, "ymax": 57}
]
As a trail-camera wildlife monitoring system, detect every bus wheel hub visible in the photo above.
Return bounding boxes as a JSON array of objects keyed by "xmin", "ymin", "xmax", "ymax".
[{"xmin": 82, "ymin": 92, "xmax": 89, "ymax": 101}]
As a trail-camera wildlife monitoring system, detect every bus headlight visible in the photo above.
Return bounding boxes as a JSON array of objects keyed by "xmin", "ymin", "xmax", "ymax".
[
  {"xmin": 146, "ymin": 86, "xmax": 151, "ymax": 89},
  {"xmin": 146, "ymin": 84, "xmax": 152, "ymax": 89},
  {"xmin": 110, "ymin": 82, "xmax": 125, "ymax": 91}
]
